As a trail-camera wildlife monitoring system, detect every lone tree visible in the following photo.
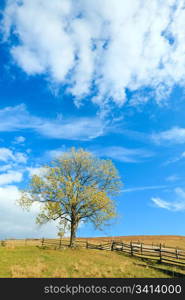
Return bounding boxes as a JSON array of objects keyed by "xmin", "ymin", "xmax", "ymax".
[{"xmin": 19, "ymin": 148, "xmax": 122, "ymax": 247}]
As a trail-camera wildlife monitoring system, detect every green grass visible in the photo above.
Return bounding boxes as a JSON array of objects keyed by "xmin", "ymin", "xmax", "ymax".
[{"xmin": 0, "ymin": 245, "xmax": 176, "ymax": 278}]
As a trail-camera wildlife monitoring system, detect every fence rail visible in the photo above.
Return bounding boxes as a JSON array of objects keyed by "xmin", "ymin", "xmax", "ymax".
[{"xmin": 39, "ymin": 238, "xmax": 185, "ymax": 268}]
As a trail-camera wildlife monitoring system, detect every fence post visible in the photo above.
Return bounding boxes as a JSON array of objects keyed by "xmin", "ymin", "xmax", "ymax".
[
  {"xmin": 1, "ymin": 240, "xmax": 6, "ymax": 247},
  {"xmin": 130, "ymin": 241, "xmax": 134, "ymax": 256},
  {"xmin": 41, "ymin": 237, "xmax": 45, "ymax": 247},
  {"xmin": 86, "ymin": 241, "xmax": 88, "ymax": 249},
  {"xmin": 121, "ymin": 242, "xmax": 124, "ymax": 251},
  {"xmin": 140, "ymin": 243, "xmax": 143, "ymax": 255},
  {"xmin": 59, "ymin": 238, "xmax": 62, "ymax": 249},
  {"xmin": 176, "ymin": 248, "xmax": 179, "ymax": 259},
  {"xmin": 111, "ymin": 241, "xmax": 114, "ymax": 251},
  {"xmin": 159, "ymin": 243, "xmax": 162, "ymax": 263}
]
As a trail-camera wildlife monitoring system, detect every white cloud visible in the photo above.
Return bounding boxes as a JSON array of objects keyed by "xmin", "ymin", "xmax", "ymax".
[
  {"xmin": 0, "ymin": 147, "xmax": 27, "ymax": 164},
  {"xmin": 14, "ymin": 152, "xmax": 28, "ymax": 163},
  {"xmin": 0, "ymin": 147, "xmax": 28, "ymax": 185},
  {"xmin": 0, "ymin": 104, "xmax": 33, "ymax": 132},
  {"xmin": 0, "ymin": 148, "xmax": 14, "ymax": 162},
  {"xmin": 151, "ymin": 187, "xmax": 185, "ymax": 212},
  {"xmin": 123, "ymin": 185, "xmax": 167, "ymax": 193},
  {"xmin": 94, "ymin": 146, "xmax": 154, "ymax": 163},
  {"xmin": 46, "ymin": 148, "xmax": 66, "ymax": 160},
  {"xmin": 26, "ymin": 167, "xmax": 47, "ymax": 177},
  {"xmin": 163, "ymin": 151, "xmax": 185, "ymax": 165},
  {"xmin": 37, "ymin": 116, "xmax": 106, "ymax": 140},
  {"xmin": 3, "ymin": 0, "xmax": 185, "ymax": 106},
  {"xmin": 0, "ymin": 164, "xmax": 12, "ymax": 172},
  {"xmin": 151, "ymin": 197, "xmax": 173, "ymax": 210},
  {"xmin": 0, "ymin": 104, "xmax": 107, "ymax": 140},
  {"xmin": 151, "ymin": 127, "xmax": 185, "ymax": 144},
  {"xmin": 13, "ymin": 136, "xmax": 26, "ymax": 144},
  {"xmin": 0, "ymin": 185, "xmax": 58, "ymax": 239},
  {"xmin": 0, "ymin": 171, "xmax": 23, "ymax": 185}
]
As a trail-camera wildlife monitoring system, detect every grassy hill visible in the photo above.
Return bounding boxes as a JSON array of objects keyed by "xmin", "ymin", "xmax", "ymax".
[
  {"xmin": 1, "ymin": 235, "xmax": 185, "ymax": 278},
  {"xmin": 0, "ymin": 245, "xmax": 172, "ymax": 278}
]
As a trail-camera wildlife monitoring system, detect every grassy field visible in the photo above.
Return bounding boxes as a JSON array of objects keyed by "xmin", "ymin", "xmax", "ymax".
[
  {"xmin": 1, "ymin": 235, "xmax": 185, "ymax": 278},
  {"xmin": 0, "ymin": 245, "xmax": 175, "ymax": 278}
]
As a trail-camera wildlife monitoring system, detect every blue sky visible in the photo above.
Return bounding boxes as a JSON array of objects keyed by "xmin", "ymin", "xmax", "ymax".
[{"xmin": 0, "ymin": 0, "xmax": 185, "ymax": 239}]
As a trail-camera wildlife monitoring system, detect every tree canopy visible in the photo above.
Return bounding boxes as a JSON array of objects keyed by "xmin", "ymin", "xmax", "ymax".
[{"xmin": 19, "ymin": 148, "xmax": 122, "ymax": 247}]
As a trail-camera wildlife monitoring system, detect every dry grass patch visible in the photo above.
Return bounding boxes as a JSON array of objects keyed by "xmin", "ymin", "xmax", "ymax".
[
  {"xmin": 52, "ymin": 267, "xmax": 69, "ymax": 278},
  {"xmin": 11, "ymin": 260, "xmax": 47, "ymax": 278}
]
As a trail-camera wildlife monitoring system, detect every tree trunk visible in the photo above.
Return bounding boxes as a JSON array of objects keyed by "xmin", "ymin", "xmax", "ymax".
[{"xmin": 69, "ymin": 220, "xmax": 77, "ymax": 248}]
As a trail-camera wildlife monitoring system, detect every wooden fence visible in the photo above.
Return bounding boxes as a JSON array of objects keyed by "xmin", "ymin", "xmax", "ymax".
[
  {"xmin": 40, "ymin": 238, "xmax": 185, "ymax": 268},
  {"xmin": 1, "ymin": 238, "xmax": 185, "ymax": 268}
]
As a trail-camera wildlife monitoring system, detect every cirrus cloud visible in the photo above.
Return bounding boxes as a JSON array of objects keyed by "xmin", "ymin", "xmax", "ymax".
[
  {"xmin": 151, "ymin": 187, "xmax": 185, "ymax": 212},
  {"xmin": 151, "ymin": 127, "xmax": 185, "ymax": 145},
  {"xmin": 92, "ymin": 146, "xmax": 154, "ymax": 163},
  {"xmin": 0, "ymin": 104, "xmax": 107, "ymax": 141}
]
